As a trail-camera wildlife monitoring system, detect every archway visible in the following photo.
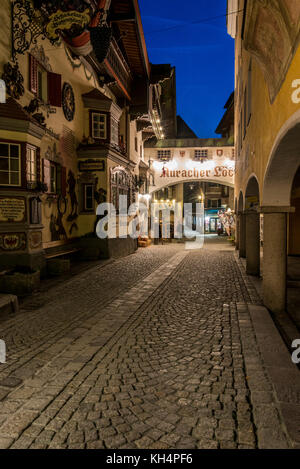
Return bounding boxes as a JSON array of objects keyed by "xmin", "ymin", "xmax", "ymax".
[
  {"xmin": 245, "ymin": 176, "xmax": 260, "ymax": 276},
  {"xmin": 151, "ymin": 179, "xmax": 235, "ymax": 242},
  {"xmin": 237, "ymin": 191, "xmax": 245, "ymax": 256},
  {"xmin": 261, "ymin": 111, "xmax": 300, "ymax": 313}
]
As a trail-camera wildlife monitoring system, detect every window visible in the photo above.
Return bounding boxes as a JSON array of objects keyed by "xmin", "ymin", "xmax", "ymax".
[
  {"xmin": 26, "ymin": 146, "xmax": 37, "ymax": 185},
  {"xmin": 135, "ymin": 137, "xmax": 138, "ymax": 153},
  {"xmin": 50, "ymin": 163, "xmax": 57, "ymax": 193},
  {"xmin": 92, "ymin": 113, "xmax": 107, "ymax": 140},
  {"xmin": 111, "ymin": 117, "xmax": 119, "ymax": 146},
  {"xmin": 194, "ymin": 149, "xmax": 208, "ymax": 160},
  {"xmin": 29, "ymin": 54, "xmax": 62, "ymax": 106},
  {"xmin": 83, "ymin": 184, "xmax": 94, "ymax": 211},
  {"xmin": 0, "ymin": 143, "xmax": 21, "ymax": 186},
  {"xmin": 157, "ymin": 150, "xmax": 171, "ymax": 161},
  {"xmin": 37, "ymin": 65, "xmax": 48, "ymax": 103}
]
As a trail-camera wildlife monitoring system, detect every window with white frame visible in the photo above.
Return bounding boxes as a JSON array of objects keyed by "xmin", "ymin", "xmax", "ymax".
[
  {"xmin": 92, "ymin": 113, "xmax": 107, "ymax": 140},
  {"xmin": 111, "ymin": 117, "xmax": 119, "ymax": 146},
  {"xmin": 26, "ymin": 146, "xmax": 37, "ymax": 184},
  {"xmin": 157, "ymin": 150, "xmax": 171, "ymax": 161},
  {"xmin": 0, "ymin": 142, "xmax": 21, "ymax": 186},
  {"xmin": 194, "ymin": 149, "xmax": 208, "ymax": 159}
]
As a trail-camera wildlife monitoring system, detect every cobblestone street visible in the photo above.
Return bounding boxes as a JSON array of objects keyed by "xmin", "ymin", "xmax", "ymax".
[{"xmin": 0, "ymin": 240, "xmax": 299, "ymax": 450}]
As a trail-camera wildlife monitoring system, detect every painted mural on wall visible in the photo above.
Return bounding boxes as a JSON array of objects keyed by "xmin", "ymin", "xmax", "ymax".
[
  {"xmin": 1, "ymin": 62, "xmax": 24, "ymax": 100},
  {"xmin": 67, "ymin": 170, "xmax": 78, "ymax": 222},
  {"xmin": 0, "ymin": 233, "xmax": 26, "ymax": 251}
]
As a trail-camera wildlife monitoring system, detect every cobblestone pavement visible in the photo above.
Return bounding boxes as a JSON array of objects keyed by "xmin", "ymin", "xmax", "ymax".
[{"xmin": 0, "ymin": 243, "xmax": 298, "ymax": 449}]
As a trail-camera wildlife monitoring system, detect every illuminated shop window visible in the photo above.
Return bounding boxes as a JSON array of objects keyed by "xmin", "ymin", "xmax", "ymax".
[{"xmin": 26, "ymin": 146, "xmax": 37, "ymax": 184}]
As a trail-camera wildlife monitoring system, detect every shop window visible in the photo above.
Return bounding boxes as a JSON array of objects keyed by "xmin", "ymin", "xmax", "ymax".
[
  {"xmin": 111, "ymin": 169, "xmax": 131, "ymax": 211},
  {"xmin": 83, "ymin": 184, "xmax": 94, "ymax": 211},
  {"xmin": 92, "ymin": 112, "xmax": 107, "ymax": 140},
  {"xmin": 29, "ymin": 54, "xmax": 62, "ymax": 107},
  {"xmin": 0, "ymin": 142, "xmax": 21, "ymax": 186},
  {"xmin": 26, "ymin": 146, "xmax": 37, "ymax": 186}
]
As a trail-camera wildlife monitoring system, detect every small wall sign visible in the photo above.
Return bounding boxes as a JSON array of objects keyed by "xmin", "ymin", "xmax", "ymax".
[
  {"xmin": 0, "ymin": 197, "xmax": 26, "ymax": 223},
  {"xmin": 79, "ymin": 160, "xmax": 105, "ymax": 172}
]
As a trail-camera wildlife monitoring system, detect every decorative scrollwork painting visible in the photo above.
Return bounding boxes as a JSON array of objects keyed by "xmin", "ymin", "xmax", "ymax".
[{"xmin": 2, "ymin": 62, "xmax": 24, "ymax": 100}]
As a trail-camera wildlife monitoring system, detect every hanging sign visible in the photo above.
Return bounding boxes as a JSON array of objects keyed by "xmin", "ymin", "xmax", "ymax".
[{"xmin": 46, "ymin": 9, "xmax": 91, "ymax": 40}]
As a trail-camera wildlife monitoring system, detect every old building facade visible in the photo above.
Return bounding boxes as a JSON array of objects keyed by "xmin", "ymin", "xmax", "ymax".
[
  {"xmin": 228, "ymin": 0, "xmax": 300, "ymax": 312},
  {"xmin": 0, "ymin": 0, "xmax": 170, "ymax": 273}
]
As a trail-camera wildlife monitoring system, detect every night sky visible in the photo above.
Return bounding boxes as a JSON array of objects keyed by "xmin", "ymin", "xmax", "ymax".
[{"xmin": 139, "ymin": 0, "xmax": 235, "ymax": 138}]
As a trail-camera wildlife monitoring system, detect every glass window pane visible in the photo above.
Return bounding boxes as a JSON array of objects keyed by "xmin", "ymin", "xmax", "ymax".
[
  {"xmin": 0, "ymin": 144, "xmax": 8, "ymax": 157},
  {"xmin": 10, "ymin": 172, "xmax": 19, "ymax": 185},
  {"xmin": 10, "ymin": 145, "xmax": 19, "ymax": 158},
  {"xmin": 11, "ymin": 159, "xmax": 19, "ymax": 171},
  {"xmin": 0, "ymin": 172, "xmax": 9, "ymax": 184},
  {"xmin": 0, "ymin": 158, "xmax": 9, "ymax": 171}
]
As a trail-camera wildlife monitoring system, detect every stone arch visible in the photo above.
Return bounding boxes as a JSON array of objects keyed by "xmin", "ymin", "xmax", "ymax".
[
  {"xmin": 244, "ymin": 175, "xmax": 260, "ymax": 276},
  {"xmin": 245, "ymin": 174, "xmax": 260, "ymax": 209},
  {"xmin": 263, "ymin": 109, "xmax": 300, "ymax": 206}
]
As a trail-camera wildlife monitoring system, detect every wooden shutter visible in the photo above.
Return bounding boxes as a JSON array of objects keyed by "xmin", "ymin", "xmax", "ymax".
[
  {"xmin": 43, "ymin": 159, "xmax": 51, "ymax": 192},
  {"xmin": 47, "ymin": 72, "xmax": 62, "ymax": 107},
  {"xmin": 29, "ymin": 54, "xmax": 38, "ymax": 94}
]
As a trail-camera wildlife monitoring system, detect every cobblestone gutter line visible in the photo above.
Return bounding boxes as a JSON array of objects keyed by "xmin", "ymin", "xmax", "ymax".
[
  {"xmin": 0, "ymin": 251, "xmax": 188, "ymax": 449},
  {"xmin": 0, "ymin": 247, "xmax": 297, "ymax": 449},
  {"xmin": 0, "ymin": 247, "xmax": 181, "ymax": 383}
]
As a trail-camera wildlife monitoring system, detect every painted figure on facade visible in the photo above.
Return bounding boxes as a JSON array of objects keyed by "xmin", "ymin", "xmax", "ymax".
[{"xmin": 67, "ymin": 170, "xmax": 78, "ymax": 222}]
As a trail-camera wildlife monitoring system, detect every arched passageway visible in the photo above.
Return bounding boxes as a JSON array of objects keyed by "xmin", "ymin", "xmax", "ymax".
[
  {"xmin": 245, "ymin": 176, "xmax": 260, "ymax": 276},
  {"xmin": 261, "ymin": 113, "xmax": 300, "ymax": 313},
  {"xmin": 237, "ymin": 191, "xmax": 246, "ymax": 256}
]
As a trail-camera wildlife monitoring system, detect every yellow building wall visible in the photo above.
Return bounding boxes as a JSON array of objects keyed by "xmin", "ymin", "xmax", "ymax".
[
  {"xmin": 235, "ymin": 31, "xmax": 300, "ymax": 203},
  {"xmin": 0, "ymin": 1, "xmax": 142, "ymax": 246}
]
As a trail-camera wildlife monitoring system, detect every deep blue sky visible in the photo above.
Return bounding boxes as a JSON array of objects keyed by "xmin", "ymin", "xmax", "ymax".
[{"xmin": 139, "ymin": 0, "xmax": 234, "ymax": 138}]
